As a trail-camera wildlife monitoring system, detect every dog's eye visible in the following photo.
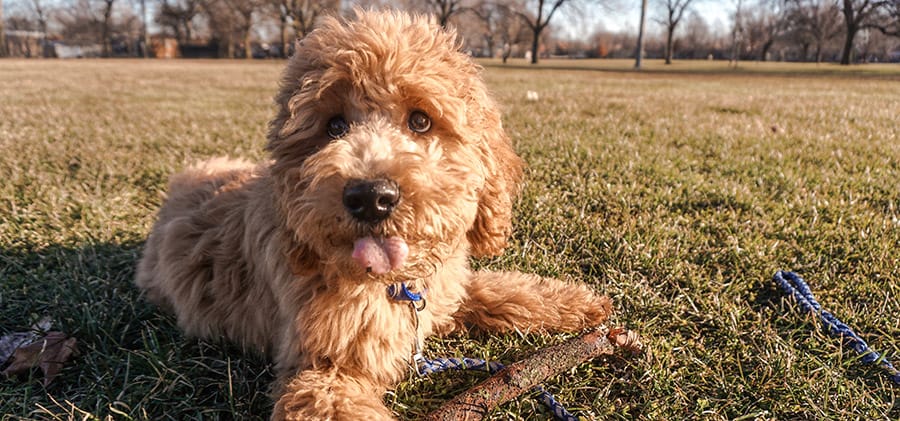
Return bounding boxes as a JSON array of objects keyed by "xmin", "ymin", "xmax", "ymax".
[
  {"xmin": 327, "ymin": 116, "xmax": 350, "ymax": 139},
  {"xmin": 407, "ymin": 110, "xmax": 432, "ymax": 134}
]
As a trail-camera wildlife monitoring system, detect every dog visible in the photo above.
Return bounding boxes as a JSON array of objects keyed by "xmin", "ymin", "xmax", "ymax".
[{"xmin": 135, "ymin": 10, "xmax": 612, "ymax": 420}]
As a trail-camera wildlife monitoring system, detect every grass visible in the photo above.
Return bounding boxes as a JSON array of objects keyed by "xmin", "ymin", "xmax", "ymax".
[{"xmin": 1, "ymin": 58, "xmax": 898, "ymax": 420}]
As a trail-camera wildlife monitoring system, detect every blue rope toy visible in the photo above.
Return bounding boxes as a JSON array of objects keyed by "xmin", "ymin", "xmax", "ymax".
[
  {"xmin": 773, "ymin": 270, "xmax": 900, "ymax": 385},
  {"xmin": 389, "ymin": 282, "xmax": 580, "ymax": 420}
]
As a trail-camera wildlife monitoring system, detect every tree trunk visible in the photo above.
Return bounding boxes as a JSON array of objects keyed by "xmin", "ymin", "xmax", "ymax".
[
  {"xmin": 102, "ymin": 0, "xmax": 115, "ymax": 57},
  {"xmin": 665, "ymin": 24, "xmax": 675, "ymax": 64},
  {"xmin": 280, "ymin": 14, "xmax": 289, "ymax": 58},
  {"xmin": 760, "ymin": 39, "xmax": 773, "ymax": 61},
  {"xmin": 244, "ymin": 28, "xmax": 252, "ymax": 59},
  {"xmin": 0, "ymin": 0, "xmax": 7, "ymax": 57},
  {"xmin": 140, "ymin": 0, "xmax": 149, "ymax": 57},
  {"xmin": 635, "ymin": 0, "xmax": 648, "ymax": 69},
  {"xmin": 840, "ymin": 24, "xmax": 855, "ymax": 64},
  {"xmin": 530, "ymin": 29, "xmax": 540, "ymax": 64}
]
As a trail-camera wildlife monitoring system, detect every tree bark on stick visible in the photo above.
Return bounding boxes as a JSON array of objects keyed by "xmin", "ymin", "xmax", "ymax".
[{"xmin": 425, "ymin": 328, "xmax": 642, "ymax": 421}]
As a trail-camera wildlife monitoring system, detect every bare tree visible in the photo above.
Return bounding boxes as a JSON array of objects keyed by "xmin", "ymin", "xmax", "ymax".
[
  {"xmin": 223, "ymin": 0, "xmax": 261, "ymax": 59},
  {"xmin": 877, "ymin": 0, "xmax": 899, "ymax": 36},
  {"xmin": 425, "ymin": 0, "xmax": 465, "ymax": 28},
  {"xmin": 680, "ymin": 10, "xmax": 712, "ymax": 58},
  {"xmin": 282, "ymin": 0, "xmax": 340, "ymax": 40},
  {"xmin": 201, "ymin": 0, "xmax": 240, "ymax": 57},
  {"xmin": 270, "ymin": 0, "xmax": 290, "ymax": 56},
  {"xmin": 496, "ymin": 2, "xmax": 529, "ymax": 62},
  {"xmin": 0, "ymin": 1, "xmax": 7, "ymax": 57},
  {"xmin": 838, "ymin": 0, "xmax": 891, "ymax": 64},
  {"xmin": 731, "ymin": 0, "xmax": 744, "ymax": 67},
  {"xmin": 467, "ymin": 2, "xmax": 499, "ymax": 57},
  {"xmin": 268, "ymin": 0, "xmax": 339, "ymax": 58},
  {"xmin": 742, "ymin": 1, "xmax": 789, "ymax": 61},
  {"xmin": 31, "ymin": 0, "xmax": 50, "ymax": 52},
  {"xmin": 635, "ymin": 0, "xmax": 648, "ymax": 68},
  {"xmin": 514, "ymin": 0, "xmax": 573, "ymax": 64},
  {"xmin": 139, "ymin": 0, "xmax": 146, "ymax": 56},
  {"xmin": 656, "ymin": 0, "xmax": 695, "ymax": 64},
  {"xmin": 101, "ymin": 0, "xmax": 115, "ymax": 57},
  {"xmin": 786, "ymin": 0, "xmax": 842, "ymax": 62},
  {"xmin": 157, "ymin": 0, "xmax": 201, "ymax": 44}
]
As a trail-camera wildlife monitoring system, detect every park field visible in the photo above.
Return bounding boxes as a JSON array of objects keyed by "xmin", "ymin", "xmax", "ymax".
[{"xmin": 1, "ymin": 58, "xmax": 899, "ymax": 420}]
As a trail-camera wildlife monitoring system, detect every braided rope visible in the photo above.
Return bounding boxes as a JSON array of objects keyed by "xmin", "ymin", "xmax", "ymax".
[
  {"xmin": 417, "ymin": 356, "xmax": 579, "ymax": 421},
  {"xmin": 773, "ymin": 270, "xmax": 900, "ymax": 385}
]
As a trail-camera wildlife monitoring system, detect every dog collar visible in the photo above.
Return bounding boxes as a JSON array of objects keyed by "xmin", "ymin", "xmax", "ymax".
[
  {"xmin": 388, "ymin": 282, "xmax": 429, "ymax": 373},
  {"xmin": 387, "ymin": 282, "xmax": 423, "ymax": 301}
]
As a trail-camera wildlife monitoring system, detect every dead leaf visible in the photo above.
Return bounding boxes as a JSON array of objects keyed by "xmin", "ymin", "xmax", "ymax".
[
  {"xmin": 0, "ymin": 317, "xmax": 53, "ymax": 363},
  {"xmin": 2, "ymin": 331, "xmax": 77, "ymax": 387}
]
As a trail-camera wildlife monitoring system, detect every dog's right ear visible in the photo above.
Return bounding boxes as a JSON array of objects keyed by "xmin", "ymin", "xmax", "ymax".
[
  {"xmin": 267, "ymin": 38, "xmax": 317, "ymax": 160},
  {"xmin": 466, "ymin": 98, "xmax": 524, "ymax": 258},
  {"xmin": 267, "ymin": 14, "xmax": 347, "ymax": 171}
]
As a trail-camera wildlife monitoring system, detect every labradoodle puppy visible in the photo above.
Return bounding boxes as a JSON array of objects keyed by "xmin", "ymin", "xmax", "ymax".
[{"xmin": 136, "ymin": 10, "xmax": 612, "ymax": 420}]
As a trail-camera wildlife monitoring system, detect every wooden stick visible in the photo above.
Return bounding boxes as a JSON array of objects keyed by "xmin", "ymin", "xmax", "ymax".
[{"xmin": 425, "ymin": 328, "xmax": 642, "ymax": 421}]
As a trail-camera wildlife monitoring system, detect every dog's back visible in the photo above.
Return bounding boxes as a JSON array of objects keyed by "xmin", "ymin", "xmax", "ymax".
[{"xmin": 136, "ymin": 157, "xmax": 281, "ymax": 352}]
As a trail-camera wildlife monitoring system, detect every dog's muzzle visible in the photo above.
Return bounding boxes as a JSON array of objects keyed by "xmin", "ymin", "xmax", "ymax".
[{"xmin": 342, "ymin": 178, "xmax": 400, "ymax": 223}]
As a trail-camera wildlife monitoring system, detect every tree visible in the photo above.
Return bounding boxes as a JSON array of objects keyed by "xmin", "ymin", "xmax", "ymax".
[
  {"xmin": 680, "ymin": 10, "xmax": 712, "ymax": 58},
  {"xmin": 635, "ymin": 0, "xmax": 648, "ymax": 68},
  {"xmin": 425, "ymin": 0, "xmax": 465, "ymax": 28},
  {"xmin": 876, "ymin": 0, "xmax": 899, "ymax": 36},
  {"xmin": 0, "ymin": 0, "xmax": 7, "ymax": 57},
  {"xmin": 223, "ymin": 0, "xmax": 261, "ymax": 59},
  {"xmin": 745, "ymin": 0, "xmax": 790, "ymax": 61},
  {"xmin": 283, "ymin": 0, "xmax": 340, "ymax": 39},
  {"xmin": 201, "ymin": 0, "xmax": 240, "ymax": 57},
  {"xmin": 268, "ymin": 0, "xmax": 340, "ymax": 58},
  {"xmin": 157, "ymin": 0, "xmax": 201, "ymax": 44},
  {"xmin": 786, "ymin": 0, "xmax": 842, "ymax": 62},
  {"xmin": 30, "ymin": 0, "xmax": 51, "ymax": 53},
  {"xmin": 496, "ymin": 1, "xmax": 529, "ymax": 62},
  {"xmin": 140, "ymin": 0, "xmax": 148, "ymax": 57},
  {"xmin": 731, "ymin": 0, "xmax": 744, "ymax": 66},
  {"xmin": 838, "ymin": 0, "xmax": 891, "ymax": 64},
  {"xmin": 100, "ymin": 0, "xmax": 115, "ymax": 57},
  {"xmin": 467, "ymin": 1, "xmax": 500, "ymax": 57},
  {"xmin": 656, "ymin": 0, "xmax": 695, "ymax": 64},
  {"xmin": 515, "ymin": 0, "xmax": 572, "ymax": 64}
]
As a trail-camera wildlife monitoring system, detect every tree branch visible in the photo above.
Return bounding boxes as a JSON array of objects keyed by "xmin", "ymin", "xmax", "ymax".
[{"xmin": 425, "ymin": 328, "xmax": 643, "ymax": 421}]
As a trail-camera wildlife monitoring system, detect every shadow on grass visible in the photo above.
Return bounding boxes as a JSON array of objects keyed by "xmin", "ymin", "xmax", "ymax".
[{"xmin": 0, "ymin": 241, "xmax": 273, "ymax": 420}]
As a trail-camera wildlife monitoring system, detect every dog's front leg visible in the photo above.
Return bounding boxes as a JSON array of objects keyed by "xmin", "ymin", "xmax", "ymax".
[
  {"xmin": 272, "ymin": 368, "xmax": 393, "ymax": 421},
  {"xmin": 455, "ymin": 271, "xmax": 613, "ymax": 333}
]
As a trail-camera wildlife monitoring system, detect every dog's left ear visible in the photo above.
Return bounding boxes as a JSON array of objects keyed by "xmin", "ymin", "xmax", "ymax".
[{"xmin": 466, "ymin": 96, "xmax": 524, "ymax": 257}]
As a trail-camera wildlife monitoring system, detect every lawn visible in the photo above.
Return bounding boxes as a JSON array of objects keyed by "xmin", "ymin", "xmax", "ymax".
[{"xmin": 1, "ymin": 58, "xmax": 898, "ymax": 420}]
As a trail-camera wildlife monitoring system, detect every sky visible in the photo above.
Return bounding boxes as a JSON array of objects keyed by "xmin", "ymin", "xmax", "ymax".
[{"xmin": 561, "ymin": 1, "xmax": 735, "ymax": 39}]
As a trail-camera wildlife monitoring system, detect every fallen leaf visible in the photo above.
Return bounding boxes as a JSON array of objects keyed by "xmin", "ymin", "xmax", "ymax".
[
  {"xmin": 2, "ymin": 331, "xmax": 77, "ymax": 387},
  {"xmin": 0, "ymin": 317, "xmax": 53, "ymax": 363}
]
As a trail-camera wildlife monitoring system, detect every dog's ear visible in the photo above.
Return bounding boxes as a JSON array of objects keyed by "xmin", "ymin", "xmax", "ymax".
[{"xmin": 466, "ymin": 98, "xmax": 524, "ymax": 257}]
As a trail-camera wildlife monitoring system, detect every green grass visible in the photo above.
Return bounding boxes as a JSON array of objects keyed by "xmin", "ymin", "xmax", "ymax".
[{"xmin": 1, "ymin": 58, "xmax": 899, "ymax": 420}]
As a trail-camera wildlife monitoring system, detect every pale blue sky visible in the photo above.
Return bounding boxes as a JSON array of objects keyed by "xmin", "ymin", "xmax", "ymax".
[{"xmin": 561, "ymin": 1, "xmax": 734, "ymax": 39}]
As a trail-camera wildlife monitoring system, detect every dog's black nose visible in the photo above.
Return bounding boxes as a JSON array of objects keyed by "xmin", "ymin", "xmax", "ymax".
[{"xmin": 342, "ymin": 178, "xmax": 400, "ymax": 223}]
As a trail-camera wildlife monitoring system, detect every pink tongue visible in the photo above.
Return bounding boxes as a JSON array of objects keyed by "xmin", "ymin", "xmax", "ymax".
[{"xmin": 352, "ymin": 236, "xmax": 409, "ymax": 274}]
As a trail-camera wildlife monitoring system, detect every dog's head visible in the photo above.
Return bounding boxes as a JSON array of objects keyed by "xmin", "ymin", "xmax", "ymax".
[{"xmin": 267, "ymin": 10, "xmax": 522, "ymax": 279}]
